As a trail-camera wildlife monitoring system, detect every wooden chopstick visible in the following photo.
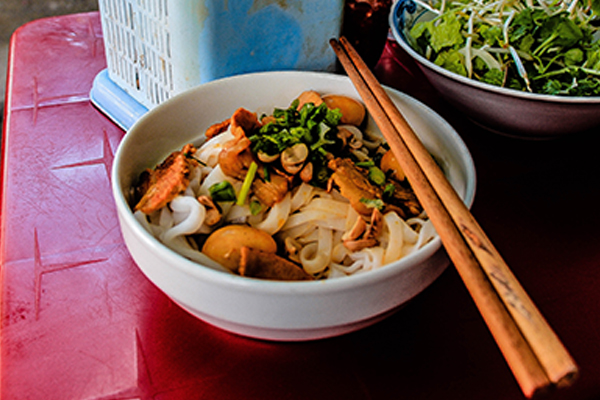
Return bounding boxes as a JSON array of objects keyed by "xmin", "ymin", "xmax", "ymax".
[
  {"xmin": 329, "ymin": 37, "xmax": 549, "ymax": 397},
  {"xmin": 330, "ymin": 37, "xmax": 578, "ymax": 398}
]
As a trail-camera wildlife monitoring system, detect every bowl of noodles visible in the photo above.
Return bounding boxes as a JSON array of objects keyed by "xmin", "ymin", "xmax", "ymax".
[{"xmin": 112, "ymin": 71, "xmax": 476, "ymax": 341}]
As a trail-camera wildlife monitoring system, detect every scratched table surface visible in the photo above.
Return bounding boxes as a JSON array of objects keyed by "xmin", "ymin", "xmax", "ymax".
[{"xmin": 1, "ymin": 12, "xmax": 600, "ymax": 400}]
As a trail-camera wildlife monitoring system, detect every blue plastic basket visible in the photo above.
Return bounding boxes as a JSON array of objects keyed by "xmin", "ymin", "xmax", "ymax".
[{"xmin": 91, "ymin": 0, "xmax": 344, "ymax": 130}]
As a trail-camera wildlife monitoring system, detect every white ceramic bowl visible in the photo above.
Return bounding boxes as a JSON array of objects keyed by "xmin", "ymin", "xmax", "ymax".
[
  {"xmin": 390, "ymin": 1, "xmax": 600, "ymax": 139},
  {"xmin": 112, "ymin": 71, "xmax": 476, "ymax": 341}
]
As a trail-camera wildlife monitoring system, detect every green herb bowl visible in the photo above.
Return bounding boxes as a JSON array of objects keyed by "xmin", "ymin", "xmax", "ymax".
[{"xmin": 390, "ymin": 0, "xmax": 600, "ymax": 139}]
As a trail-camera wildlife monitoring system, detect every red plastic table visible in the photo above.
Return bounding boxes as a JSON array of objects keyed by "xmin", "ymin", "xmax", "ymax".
[{"xmin": 2, "ymin": 12, "xmax": 600, "ymax": 400}]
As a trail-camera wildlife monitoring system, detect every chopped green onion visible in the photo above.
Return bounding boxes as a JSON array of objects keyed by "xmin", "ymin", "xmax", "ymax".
[
  {"xmin": 383, "ymin": 183, "xmax": 396, "ymax": 200},
  {"xmin": 237, "ymin": 161, "xmax": 258, "ymax": 206},
  {"xmin": 359, "ymin": 198, "xmax": 384, "ymax": 210},
  {"xmin": 250, "ymin": 200, "xmax": 263, "ymax": 215},
  {"xmin": 209, "ymin": 181, "xmax": 236, "ymax": 202},
  {"xmin": 368, "ymin": 166, "xmax": 386, "ymax": 186},
  {"xmin": 355, "ymin": 160, "xmax": 375, "ymax": 168}
]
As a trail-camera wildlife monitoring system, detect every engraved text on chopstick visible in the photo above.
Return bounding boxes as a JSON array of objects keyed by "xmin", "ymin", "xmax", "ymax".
[
  {"xmin": 462, "ymin": 223, "xmax": 532, "ymax": 320},
  {"xmin": 490, "ymin": 268, "xmax": 533, "ymax": 321}
]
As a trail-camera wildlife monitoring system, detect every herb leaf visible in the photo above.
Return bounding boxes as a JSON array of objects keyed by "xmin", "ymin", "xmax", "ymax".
[{"xmin": 405, "ymin": 0, "xmax": 600, "ymax": 96}]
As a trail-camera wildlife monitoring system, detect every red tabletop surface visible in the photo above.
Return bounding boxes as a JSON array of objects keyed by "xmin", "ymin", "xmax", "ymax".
[{"xmin": 2, "ymin": 12, "xmax": 600, "ymax": 400}]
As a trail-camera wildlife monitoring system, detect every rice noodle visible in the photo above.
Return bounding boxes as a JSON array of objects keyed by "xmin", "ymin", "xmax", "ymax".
[
  {"xmin": 349, "ymin": 246, "xmax": 385, "ymax": 273},
  {"xmin": 196, "ymin": 129, "xmax": 235, "ymax": 167},
  {"xmin": 290, "ymin": 182, "xmax": 314, "ymax": 211},
  {"xmin": 162, "ymin": 196, "xmax": 206, "ymax": 242},
  {"xmin": 250, "ymin": 192, "xmax": 291, "ymax": 235},
  {"xmin": 382, "ymin": 212, "xmax": 405, "ymax": 265},
  {"xmin": 299, "ymin": 226, "xmax": 333, "ymax": 274},
  {"xmin": 134, "ymin": 100, "xmax": 439, "ymax": 279}
]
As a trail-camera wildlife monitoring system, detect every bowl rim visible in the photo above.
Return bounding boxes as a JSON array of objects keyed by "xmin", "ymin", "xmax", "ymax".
[
  {"xmin": 112, "ymin": 70, "xmax": 476, "ymax": 294},
  {"xmin": 389, "ymin": 0, "xmax": 600, "ymax": 105}
]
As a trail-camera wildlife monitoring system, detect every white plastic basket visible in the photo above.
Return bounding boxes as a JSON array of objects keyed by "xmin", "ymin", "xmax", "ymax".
[{"xmin": 96, "ymin": 0, "xmax": 344, "ymax": 111}]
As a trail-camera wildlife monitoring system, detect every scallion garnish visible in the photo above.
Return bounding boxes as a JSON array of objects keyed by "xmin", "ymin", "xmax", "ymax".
[
  {"xmin": 383, "ymin": 183, "xmax": 396, "ymax": 200},
  {"xmin": 250, "ymin": 200, "xmax": 263, "ymax": 215},
  {"xmin": 356, "ymin": 160, "xmax": 375, "ymax": 168},
  {"xmin": 237, "ymin": 161, "xmax": 258, "ymax": 206},
  {"xmin": 209, "ymin": 181, "xmax": 236, "ymax": 202},
  {"xmin": 368, "ymin": 166, "xmax": 386, "ymax": 186},
  {"xmin": 359, "ymin": 198, "xmax": 384, "ymax": 210}
]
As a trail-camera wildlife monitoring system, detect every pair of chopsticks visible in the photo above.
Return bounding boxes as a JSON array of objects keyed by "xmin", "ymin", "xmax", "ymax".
[{"xmin": 330, "ymin": 37, "xmax": 578, "ymax": 398}]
